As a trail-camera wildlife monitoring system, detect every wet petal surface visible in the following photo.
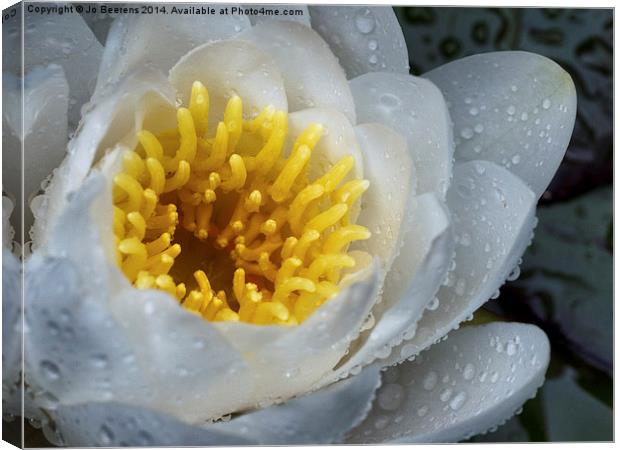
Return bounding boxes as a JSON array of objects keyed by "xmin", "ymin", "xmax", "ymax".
[
  {"xmin": 350, "ymin": 72, "xmax": 453, "ymax": 198},
  {"xmin": 211, "ymin": 366, "xmax": 381, "ymax": 444},
  {"xmin": 425, "ymin": 51, "xmax": 576, "ymax": 197},
  {"xmin": 336, "ymin": 192, "xmax": 453, "ymax": 375},
  {"xmin": 309, "ymin": 6, "xmax": 409, "ymax": 78},
  {"xmin": 23, "ymin": 10, "xmax": 102, "ymax": 126},
  {"xmin": 238, "ymin": 21, "xmax": 356, "ymax": 123},
  {"xmin": 392, "ymin": 160, "xmax": 537, "ymax": 363},
  {"xmin": 95, "ymin": 11, "xmax": 250, "ymax": 96},
  {"xmin": 348, "ymin": 322, "xmax": 550, "ymax": 443},
  {"xmin": 169, "ymin": 39, "xmax": 287, "ymax": 124}
]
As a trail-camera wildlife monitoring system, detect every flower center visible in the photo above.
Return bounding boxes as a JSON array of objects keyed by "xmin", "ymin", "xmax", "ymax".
[{"xmin": 112, "ymin": 81, "xmax": 370, "ymax": 325}]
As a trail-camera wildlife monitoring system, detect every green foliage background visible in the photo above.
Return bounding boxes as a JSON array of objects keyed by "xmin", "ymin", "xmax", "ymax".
[{"xmin": 395, "ymin": 7, "xmax": 613, "ymax": 442}]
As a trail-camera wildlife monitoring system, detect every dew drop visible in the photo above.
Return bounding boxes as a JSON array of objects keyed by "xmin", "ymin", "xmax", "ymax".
[
  {"xmin": 460, "ymin": 127, "xmax": 474, "ymax": 139},
  {"xmin": 463, "ymin": 363, "xmax": 475, "ymax": 380},
  {"xmin": 90, "ymin": 353, "xmax": 108, "ymax": 369},
  {"xmin": 374, "ymin": 415, "xmax": 389, "ymax": 430},
  {"xmin": 450, "ymin": 391, "xmax": 467, "ymax": 410},
  {"xmin": 378, "ymin": 383, "xmax": 405, "ymax": 411},
  {"xmin": 40, "ymin": 360, "xmax": 60, "ymax": 381},
  {"xmin": 99, "ymin": 425, "xmax": 114, "ymax": 445},
  {"xmin": 426, "ymin": 297, "xmax": 439, "ymax": 311},
  {"xmin": 423, "ymin": 371, "xmax": 438, "ymax": 391},
  {"xmin": 355, "ymin": 8, "xmax": 376, "ymax": 34},
  {"xmin": 417, "ymin": 405, "xmax": 429, "ymax": 417},
  {"xmin": 506, "ymin": 341, "xmax": 518, "ymax": 356},
  {"xmin": 542, "ymin": 98, "xmax": 551, "ymax": 109},
  {"xmin": 440, "ymin": 387, "xmax": 453, "ymax": 402},
  {"xmin": 285, "ymin": 367, "xmax": 300, "ymax": 379},
  {"xmin": 380, "ymin": 93, "xmax": 400, "ymax": 108},
  {"xmin": 507, "ymin": 265, "xmax": 521, "ymax": 281},
  {"xmin": 459, "ymin": 233, "xmax": 472, "ymax": 247}
]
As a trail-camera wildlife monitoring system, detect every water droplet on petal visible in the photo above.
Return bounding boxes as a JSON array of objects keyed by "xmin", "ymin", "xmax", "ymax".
[
  {"xmin": 378, "ymin": 383, "xmax": 405, "ymax": 411},
  {"xmin": 423, "ymin": 371, "xmax": 438, "ymax": 391},
  {"xmin": 450, "ymin": 391, "xmax": 467, "ymax": 410},
  {"xmin": 460, "ymin": 127, "xmax": 474, "ymax": 139},
  {"xmin": 426, "ymin": 297, "xmax": 439, "ymax": 311},
  {"xmin": 380, "ymin": 93, "xmax": 400, "ymax": 108},
  {"xmin": 440, "ymin": 387, "xmax": 453, "ymax": 402},
  {"xmin": 355, "ymin": 8, "xmax": 376, "ymax": 34},
  {"xmin": 463, "ymin": 363, "xmax": 475, "ymax": 380},
  {"xmin": 99, "ymin": 425, "xmax": 114, "ymax": 445},
  {"xmin": 40, "ymin": 360, "xmax": 60, "ymax": 381}
]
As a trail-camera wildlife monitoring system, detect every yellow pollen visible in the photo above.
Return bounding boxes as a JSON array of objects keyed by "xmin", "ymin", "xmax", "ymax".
[{"xmin": 112, "ymin": 81, "xmax": 370, "ymax": 325}]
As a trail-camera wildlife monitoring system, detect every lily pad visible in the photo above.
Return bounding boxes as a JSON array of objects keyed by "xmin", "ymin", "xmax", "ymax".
[{"xmin": 512, "ymin": 187, "xmax": 612, "ymax": 374}]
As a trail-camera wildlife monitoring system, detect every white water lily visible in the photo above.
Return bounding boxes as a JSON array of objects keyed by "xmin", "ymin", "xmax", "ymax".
[{"xmin": 2, "ymin": 5, "xmax": 577, "ymax": 445}]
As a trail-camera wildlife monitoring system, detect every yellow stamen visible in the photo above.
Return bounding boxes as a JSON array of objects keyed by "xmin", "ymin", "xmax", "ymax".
[
  {"xmin": 111, "ymin": 84, "xmax": 371, "ymax": 324},
  {"xmin": 189, "ymin": 81, "xmax": 209, "ymax": 137}
]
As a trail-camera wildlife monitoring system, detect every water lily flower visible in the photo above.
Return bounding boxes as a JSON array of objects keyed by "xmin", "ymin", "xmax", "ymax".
[{"xmin": 3, "ymin": 5, "xmax": 576, "ymax": 445}]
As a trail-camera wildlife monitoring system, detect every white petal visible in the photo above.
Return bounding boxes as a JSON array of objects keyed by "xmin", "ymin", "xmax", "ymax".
[
  {"xmin": 27, "ymin": 168, "xmax": 246, "ymax": 424},
  {"xmin": 33, "ymin": 70, "xmax": 176, "ymax": 250},
  {"xmin": 2, "ymin": 72, "xmax": 23, "ymax": 232},
  {"xmin": 52, "ymin": 402, "xmax": 255, "ymax": 446},
  {"xmin": 23, "ymin": 65, "xmax": 69, "ymax": 237},
  {"xmin": 237, "ymin": 21, "xmax": 356, "ymax": 123},
  {"xmin": 309, "ymin": 6, "xmax": 409, "ymax": 78},
  {"xmin": 24, "ymin": 173, "xmax": 148, "ymax": 409},
  {"xmin": 4, "ymin": 65, "xmax": 70, "ymax": 244},
  {"xmin": 349, "ymin": 72, "xmax": 453, "ymax": 198},
  {"xmin": 108, "ymin": 287, "xmax": 248, "ymax": 423},
  {"xmin": 425, "ymin": 51, "xmax": 577, "ymax": 198},
  {"xmin": 352, "ymin": 123, "xmax": 413, "ymax": 269},
  {"xmin": 29, "ymin": 136, "xmax": 380, "ymax": 423},
  {"xmin": 169, "ymin": 39, "xmax": 288, "ymax": 123},
  {"xmin": 335, "ymin": 193, "xmax": 453, "ymax": 375},
  {"xmin": 211, "ymin": 366, "xmax": 381, "ymax": 444},
  {"xmin": 207, "ymin": 260, "xmax": 380, "ymax": 419},
  {"xmin": 394, "ymin": 160, "xmax": 537, "ymax": 362},
  {"xmin": 23, "ymin": 9, "xmax": 102, "ymax": 127},
  {"xmin": 2, "ymin": 247, "xmax": 22, "ymax": 416},
  {"xmin": 287, "ymin": 108, "xmax": 364, "ymax": 182},
  {"xmin": 2, "ymin": 4, "xmax": 21, "ymax": 75},
  {"xmin": 95, "ymin": 11, "xmax": 250, "ymax": 96},
  {"xmin": 244, "ymin": 4, "xmax": 311, "ymax": 26},
  {"xmin": 23, "ymin": 65, "xmax": 69, "ymax": 198},
  {"xmin": 347, "ymin": 322, "xmax": 550, "ymax": 443},
  {"xmin": 2, "ymin": 195, "xmax": 16, "ymax": 251}
]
